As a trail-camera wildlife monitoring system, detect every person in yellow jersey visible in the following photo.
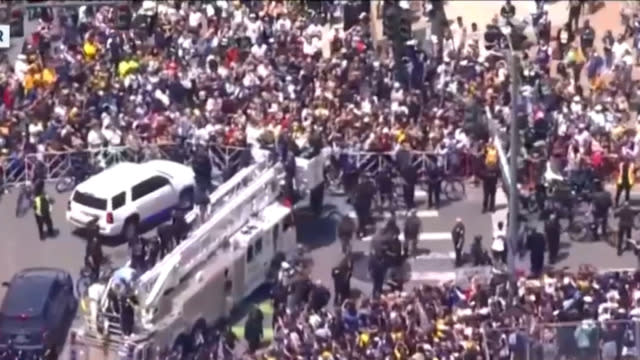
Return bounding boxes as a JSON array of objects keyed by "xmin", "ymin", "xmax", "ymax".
[
  {"xmin": 83, "ymin": 37, "xmax": 99, "ymax": 61},
  {"xmin": 616, "ymin": 158, "xmax": 635, "ymax": 207},
  {"xmin": 33, "ymin": 182, "xmax": 56, "ymax": 240}
]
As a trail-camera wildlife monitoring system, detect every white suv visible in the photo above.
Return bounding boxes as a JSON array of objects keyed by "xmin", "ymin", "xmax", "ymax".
[{"xmin": 66, "ymin": 160, "xmax": 196, "ymax": 239}]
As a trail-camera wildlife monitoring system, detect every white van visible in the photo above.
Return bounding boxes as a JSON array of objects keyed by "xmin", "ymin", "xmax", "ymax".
[{"xmin": 66, "ymin": 160, "xmax": 195, "ymax": 239}]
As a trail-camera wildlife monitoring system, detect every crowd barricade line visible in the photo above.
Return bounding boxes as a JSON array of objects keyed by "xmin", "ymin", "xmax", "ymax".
[{"xmin": 0, "ymin": 145, "xmax": 476, "ymax": 187}]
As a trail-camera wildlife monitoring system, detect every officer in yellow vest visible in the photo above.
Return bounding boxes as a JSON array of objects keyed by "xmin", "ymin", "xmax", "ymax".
[
  {"xmin": 616, "ymin": 159, "xmax": 635, "ymax": 207},
  {"xmin": 33, "ymin": 183, "xmax": 56, "ymax": 240}
]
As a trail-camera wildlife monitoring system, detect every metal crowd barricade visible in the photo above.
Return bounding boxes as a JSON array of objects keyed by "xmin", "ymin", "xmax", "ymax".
[{"xmin": 1, "ymin": 143, "xmax": 465, "ymax": 187}]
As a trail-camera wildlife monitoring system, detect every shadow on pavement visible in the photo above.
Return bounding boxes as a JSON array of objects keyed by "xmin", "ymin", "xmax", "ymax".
[{"xmin": 295, "ymin": 206, "xmax": 340, "ymax": 250}]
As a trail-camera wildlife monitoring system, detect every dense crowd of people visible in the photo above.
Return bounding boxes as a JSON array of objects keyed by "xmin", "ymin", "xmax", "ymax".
[{"xmin": 3, "ymin": 0, "xmax": 640, "ymax": 359}]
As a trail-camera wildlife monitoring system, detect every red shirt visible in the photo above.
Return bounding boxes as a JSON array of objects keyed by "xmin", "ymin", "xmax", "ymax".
[{"xmin": 3, "ymin": 87, "xmax": 14, "ymax": 110}]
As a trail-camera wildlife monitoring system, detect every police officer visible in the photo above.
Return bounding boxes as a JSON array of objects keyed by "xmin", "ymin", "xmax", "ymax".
[
  {"xmin": 544, "ymin": 213, "xmax": 561, "ymax": 264},
  {"xmin": 616, "ymin": 159, "xmax": 635, "ymax": 207},
  {"xmin": 527, "ymin": 228, "xmax": 546, "ymax": 276},
  {"xmin": 156, "ymin": 223, "xmax": 174, "ymax": 257},
  {"xmin": 130, "ymin": 236, "xmax": 147, "ymax": 272},
  {"xmin": 426, "ymin": 159, "xmax": 442, "ymax": 209},
  {"xmin": 615, "ymin": 201, "xmax": 635, "ymax": 256},
  {"xmin": 284, "ymin": 150, "xmax": 297, "ymax": 203},
  {"xmin": 368, "ymin": 252, "xmax": 387, "ymax": 298},
  {"xmin": 244, "ymin": 306, "xmax": 264, "ymax": 353},
  {"xmin": 337, "ymin": 214, "xmax": 355, "ymax": 254},
  {"xmin": 192, "ymin": 144, "xmax": 212, "ymax": 192},
  {"xmin": 470, "ymin": 235, "xmax": 486, "ymax": 266},
  {"xmin": 383, "ymin": 216, "xmax": 401, "ymax": 241},
  {"xmin": 500, "ymin": 0, "xmax": 516, "ymax": 21},
  {"xmin": 580, "ymin": 20, "xmax": 595, "ymax": 56},
  {"xmin": 84, "ymin": 223, "xmax": 103, "ymax": 280},
  {"xmin": 592, "ymin": 180, "xmax": 613, "ymax": 240},
  {"xmin": 375, "ymin": 165, "xmax": 394, "ymax": 212},
  {"xmin": 119, "ymin": 295, "xmax": 136, "ymax": 336},
  {"xmin": 403, "ymin": 210, "xmax": 421, "ymax": 256},
  {"xmin": 145, "ymin": 235, "xmax": 161, "ymax": 267},
  {"xmin": 402, "ymin": 163, "xmax": 418, "ymax": 210},
  {"xmin": 482, "ymin": 165, "xmax": 499, "ymax": 213},
  {"xmin": 33, "ymin": 182, "xmax": 56, "ymax": 240},
  {"xmin": 331, "ymin": 256, "xmax": 352, "ymax": 306},
  {"xmin": 451, "ymin": 218, "xmax": 465, "ymax": 267},
  {"xmin": 172, "ymin": 208, "xmax": 189, "ymax": 243},
  {"xmin": 354, "ymin": 176, "xmax": 376, "ymax": 238}
]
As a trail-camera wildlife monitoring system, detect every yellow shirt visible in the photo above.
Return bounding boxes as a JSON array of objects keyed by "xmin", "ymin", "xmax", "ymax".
[
  {"xmin": 23, "ymin": 73, "xmax": 35, "ymax": 93},
  {"xmin": 42, "ymin": 68, "xmax": 56, "ymax": 85},
  {"xmin": 83, "ymin": 41, "xmax": 98, "ymax": 60}
]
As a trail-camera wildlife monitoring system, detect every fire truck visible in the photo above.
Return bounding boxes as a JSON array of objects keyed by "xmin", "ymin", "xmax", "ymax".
[{"xmin": 72, "ymin": 151, "xmax": 324, "ymax": 359}]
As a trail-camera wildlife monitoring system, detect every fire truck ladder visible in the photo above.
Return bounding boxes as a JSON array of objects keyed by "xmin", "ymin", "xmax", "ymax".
[{"xmin": 132, "ymin": 158, "xmax": 283, "ymax": 326}]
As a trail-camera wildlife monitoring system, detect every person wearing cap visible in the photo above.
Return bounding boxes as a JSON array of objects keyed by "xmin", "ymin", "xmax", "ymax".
[
  {"xmin": 33, "ymin": 181, "xmax": 56, "ymax": 241},
  {"xmin": 424, "ymin": 156, "xmax": 442, "ymax": 209},
  {"xmin": 451, "ymin": 218, "xmax": 465, "ymax": 267},
  {"xmin": 84, "ymin": 218, "xmax": 103, "ymax": 280},
  {"xmin": 614, "ymin": 201, "xmax": 636, "ymax": 256},
  {"xmin": 543, "ymin": 213, "xmax": 560, "ymax": 264},
  {"xmin": 337, "ymin": 214, "xmax": 355, "ymax": 254},
  {"xmin": 492, "ymin": 221, "xmax": 507, "ymax": 265},
  {"xmin": 331, "ymin": 254, "xmax": 352, "ymax": 306},
  {"xmin": 526, "ymin": 227, "xmax": 546, "ymax": 276},
  {"xmin": 590, "ymin": 179, "xmax": 612, "ymax": 241}
]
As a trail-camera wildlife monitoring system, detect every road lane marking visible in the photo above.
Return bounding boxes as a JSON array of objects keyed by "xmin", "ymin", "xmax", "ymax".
[
  {"xmin": 363, "ymin": 231, "xmax": 451, "ymax": 242},
  {"xmin": 348, "ymin": 209, "xmax": 438, "ymax": 219},
  {"xmin": 410, "ymin": 271, "xmax": 456, "ymax": 282},
  {"xmin": 410, "ymin": 251, "xmax": 456, "ymax": 260}
]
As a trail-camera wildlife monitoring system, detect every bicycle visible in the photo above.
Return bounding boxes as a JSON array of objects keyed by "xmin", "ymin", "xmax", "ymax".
[
  {"xmin": 569, "ymin": 210, "xmax": 615, "ymax": 244},
  {"xmin": 442, "ymin": 176, "xmax": 466, "ymax": 201},
  {"xmin": 75, "ymin": 258, "xmax": 115, "ymax": 298},
  {"xmin": 55, "ymin": 162, "xmax": 99, "ymax": 194}
]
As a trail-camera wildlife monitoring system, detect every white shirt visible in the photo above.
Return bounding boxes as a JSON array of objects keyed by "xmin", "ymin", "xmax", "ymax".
[
  {"xmin": 613, "ymin": 41, "xmax": 630, "ymax": 63},
  {"xmin": 14, "ymin": 59, "xmax": 29, "ymax": 82},
  {"xmin": 189, "ymin": 11, "xmax": 205, "ymax": 28},
  {"xmin": 28, "ymin": 122, "xmax": 44, "ymax": 144},
  {"xmin": 245, "ymin": 19, "xmax": 263, "ymax": 43},
  {"xmin": 87, "ymin": 128, "xmax": 104, "ymax": 148},
  {"xmin": 251, "ymin": 43, "xmax": 267, "ymax": 58},
  {"xmin": 102, "ymin": 127, "xmax": 122, "ymax": 146},
  {"xmin": 275, "ymin": 18, "xmax": 291, "ymax": 33},
  {"xmin": 492, "ymin": 229, "xmax": 506, "ymax": 252}
]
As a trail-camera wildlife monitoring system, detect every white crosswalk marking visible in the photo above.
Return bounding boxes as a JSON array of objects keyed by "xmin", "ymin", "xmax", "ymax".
[
  {"xmin": 410, "ymin": 271, "xmax": 456, "ymax": 282},
  {"xmin": 410, "ymin": 251, "xmax": 456, "ymax": 260},
  {"xmin": 362, "ymin": 231, "xmax": 451, "ymax": 242},
  {"xmin": 348, "ymin": 209, "xmax": 438, "ymax": 219},
  {"xmin": 415, "ymin": 189, "xmax": 427, "ymax": 199}
]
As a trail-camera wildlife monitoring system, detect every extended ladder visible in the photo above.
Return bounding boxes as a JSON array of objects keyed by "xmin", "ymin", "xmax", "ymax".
[{"xmin": 132, "ymin": 158, "xmax": 282, "ymax": 324}]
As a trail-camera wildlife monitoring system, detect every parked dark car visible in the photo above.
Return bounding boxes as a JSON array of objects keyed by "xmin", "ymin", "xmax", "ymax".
[{"xmin": 0, "ymin": 268, "xmax": 77, "ymax": 357}]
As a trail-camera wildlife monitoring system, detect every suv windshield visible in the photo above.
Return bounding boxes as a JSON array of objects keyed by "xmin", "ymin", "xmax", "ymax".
[{"xmin": 73, "ymin": 191, "xmax": 107, "ymax": 210}]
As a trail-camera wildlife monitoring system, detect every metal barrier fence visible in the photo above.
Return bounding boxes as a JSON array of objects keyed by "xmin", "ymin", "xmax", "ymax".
[
  {"xmin": 0, "ymin": 144, "xmax": 480, "ymax": 187},
  {"xmin": 485, "ymin": 318, "xmax": 640, "ymax": 360},
  {"xmin": 0, "ymin": 143, "xmax": 247, "ymax": 187}
]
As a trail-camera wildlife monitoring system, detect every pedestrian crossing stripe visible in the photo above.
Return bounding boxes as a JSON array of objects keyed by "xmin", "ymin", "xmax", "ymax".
[
  {"xmin": 409, "ymin": 271, "xmax": 456, "ymax": 282},
  {"xmin": 410, "ymin": 251, "xmax": 456, "ymax": 260},
  {"xmin": 362, "ymin": 231, "xmax": 451, "ymax": 242},
  {"xmin": 347, "ymin": 209, "xmax": 438, "ymax": 219}
]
